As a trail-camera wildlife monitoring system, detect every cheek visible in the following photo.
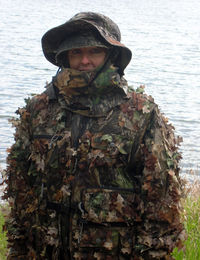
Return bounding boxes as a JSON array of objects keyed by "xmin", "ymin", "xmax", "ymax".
[
  {"xmin": 69, "ymin": 56, "xmax": 80, "ymax": 69},
  {"xmin": 94, "ymin": 54, "xmax": 106, "ymax": 67}
]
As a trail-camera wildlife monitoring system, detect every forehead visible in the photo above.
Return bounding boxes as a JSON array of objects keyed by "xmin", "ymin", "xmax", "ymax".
[{"xmin": 68, "ymin": 46, "xmax": 107, "ymax": 52}]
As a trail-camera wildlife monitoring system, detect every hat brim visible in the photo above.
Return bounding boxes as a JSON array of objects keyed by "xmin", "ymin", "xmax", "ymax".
[
  {"xmin": 55, "ymin": 32, "xmax": 109, "ymax": 64},
  {"xmin": 41, "ymin": 19, "xmax": 132, "ymax": 72}
]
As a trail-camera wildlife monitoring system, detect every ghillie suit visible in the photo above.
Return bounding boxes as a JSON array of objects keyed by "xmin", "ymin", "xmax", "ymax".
[{"xmin": 3, "ymin": 12, "xmax": 186, "ymax": 260}]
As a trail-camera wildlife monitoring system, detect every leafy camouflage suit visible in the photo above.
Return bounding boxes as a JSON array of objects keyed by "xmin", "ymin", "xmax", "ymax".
[{"xmin": 4, "ymin": 12, "xmax": 185, "ymax": 259}]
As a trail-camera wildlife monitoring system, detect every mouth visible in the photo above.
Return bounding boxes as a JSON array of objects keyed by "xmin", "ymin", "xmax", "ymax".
[{"xmin": 78, "ymin": 65, "xmax": 95, "ymax": 71}]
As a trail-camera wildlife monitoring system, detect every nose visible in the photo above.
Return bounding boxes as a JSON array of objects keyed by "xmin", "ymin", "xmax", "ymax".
[{"xmin": 80, "ymin": 53, "xmax": 90, "ymax": 64}]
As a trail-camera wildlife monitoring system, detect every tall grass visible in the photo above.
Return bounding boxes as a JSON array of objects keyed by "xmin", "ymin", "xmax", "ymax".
[
  {"xmin": 0, "ymin": 204, "xmax": 7, "ymax": 260},
  {"xmin": 172, "ymin": 172, "xmax": 200, "ymax": 259}
]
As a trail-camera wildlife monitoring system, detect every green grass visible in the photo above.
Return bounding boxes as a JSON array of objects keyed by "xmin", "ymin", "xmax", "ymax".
[
  {"xmin": 172, "ymin": 180, "xmax": 200, "ymax": 260},
  {"xmin": 0, "ymin": 205, "xmax": 7, "ymax": 260}
]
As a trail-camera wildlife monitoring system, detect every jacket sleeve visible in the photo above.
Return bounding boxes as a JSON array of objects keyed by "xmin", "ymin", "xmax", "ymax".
[
  {"xmin": 129, "ymin": 98, "xmax": 186, "ymax": 258},
  {"xmin": 3, "ymin": 100, "xmax": 37, "ymax": 258}
]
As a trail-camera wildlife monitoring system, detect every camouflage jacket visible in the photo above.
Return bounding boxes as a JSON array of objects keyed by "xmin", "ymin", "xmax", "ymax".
[{"xmin": 4, "ymin": 66, "xmax": 185, "ymax": 259}]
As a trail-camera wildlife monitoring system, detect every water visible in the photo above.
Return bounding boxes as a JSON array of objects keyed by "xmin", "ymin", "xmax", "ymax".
[{"xmin": 0, "ymin": 0, "xmax": 200, "ymax": 178}]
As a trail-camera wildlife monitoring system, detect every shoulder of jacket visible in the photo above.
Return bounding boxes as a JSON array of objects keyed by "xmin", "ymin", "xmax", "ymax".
[
  {"xmin": 122, "ymin": 87, "xmax": 157, "ymax": 114},
  {"xmin": 24, "ymin": 82, "xmax": 58, "ymax": 113},
  {"xmin": 44, "ymin": 82, "xmax": 58, "ymax": 100}
]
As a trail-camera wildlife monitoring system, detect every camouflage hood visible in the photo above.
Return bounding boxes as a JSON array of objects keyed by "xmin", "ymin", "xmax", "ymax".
[{"xmin": 41, "ymin": 12, "xmax": 132, "ymax": 75}]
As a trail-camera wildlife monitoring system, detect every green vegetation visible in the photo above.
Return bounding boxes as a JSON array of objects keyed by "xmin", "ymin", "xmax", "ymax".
[
  {"xmin": 172, "ymin": 178, "xmax": 200, "ymax": 260},
  {"xmin": 0, "ymin": 205, "xmax": 7, "ymax": 260}
]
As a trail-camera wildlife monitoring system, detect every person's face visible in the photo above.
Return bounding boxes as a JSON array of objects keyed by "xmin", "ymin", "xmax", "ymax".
[{"xmin": 68, "ymin": 46, "xmax": 107, "ymax": 71}]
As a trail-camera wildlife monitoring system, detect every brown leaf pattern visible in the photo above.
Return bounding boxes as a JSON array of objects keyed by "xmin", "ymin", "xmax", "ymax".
[{"xmin": 2, "ymin": 67, "xmax": 186, "ymax": 259}]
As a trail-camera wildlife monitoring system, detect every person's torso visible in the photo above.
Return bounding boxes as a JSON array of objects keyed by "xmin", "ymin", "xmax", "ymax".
[{"xmin": 28, "ymin": 84, "xmax": 154, "ymax": 258}]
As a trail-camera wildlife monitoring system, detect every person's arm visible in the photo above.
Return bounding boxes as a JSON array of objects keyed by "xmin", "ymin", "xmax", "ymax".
[
  {"xmin": 4, "ymin": 100, "xmax": 35, "ymax": 258},
  {"xmin": 129, "ymin": 98, "xmax": 186, "ymax": 258}
]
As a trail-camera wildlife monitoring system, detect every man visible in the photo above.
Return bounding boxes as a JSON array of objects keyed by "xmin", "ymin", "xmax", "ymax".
[{"xmin": 4, "ymin": 12, "xmax": 185, "ymax": 259}]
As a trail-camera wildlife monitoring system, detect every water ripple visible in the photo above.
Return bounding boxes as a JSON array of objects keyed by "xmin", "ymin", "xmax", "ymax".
[{"xmin": 1, "ymin": 0, "xmax": 200, "ymax": 177}]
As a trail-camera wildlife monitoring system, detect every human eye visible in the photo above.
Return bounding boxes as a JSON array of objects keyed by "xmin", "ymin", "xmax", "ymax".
[
  {"xmin": 90, "ymin": 47, "xmax": 106, "ymax": 55},
  {"xmin": 69, "ymin": 49, "xmax": 81, "ymax": 55}
]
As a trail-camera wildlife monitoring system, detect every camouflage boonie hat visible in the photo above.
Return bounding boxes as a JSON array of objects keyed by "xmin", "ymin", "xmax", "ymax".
[
  {"xmin": 41, "ymin": 12, "xmax": 132, "ymax": 73},
  {"xmin": 55, "ymin": 30, "xmax": 110, "ymax": 67}
]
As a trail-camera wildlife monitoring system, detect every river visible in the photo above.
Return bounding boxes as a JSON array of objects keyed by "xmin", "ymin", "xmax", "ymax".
[{"xmin": 0, "ymin": 0, "xmax": 200, "ymax": 180}]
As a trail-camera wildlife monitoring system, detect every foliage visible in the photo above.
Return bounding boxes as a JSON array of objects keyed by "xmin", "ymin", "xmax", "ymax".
[
  {"xmin": 172, "ymin": 177, "xmax": 200, "ymax": 259},
  {"xmin": 0, "ymin": 205, "xmax": 7, "ymax": 260}
]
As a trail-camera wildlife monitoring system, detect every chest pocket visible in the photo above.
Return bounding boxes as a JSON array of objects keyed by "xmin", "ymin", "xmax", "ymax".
[{"xmin": 82, "ymin": 188, "xmax": 137, "ymax": 223}]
